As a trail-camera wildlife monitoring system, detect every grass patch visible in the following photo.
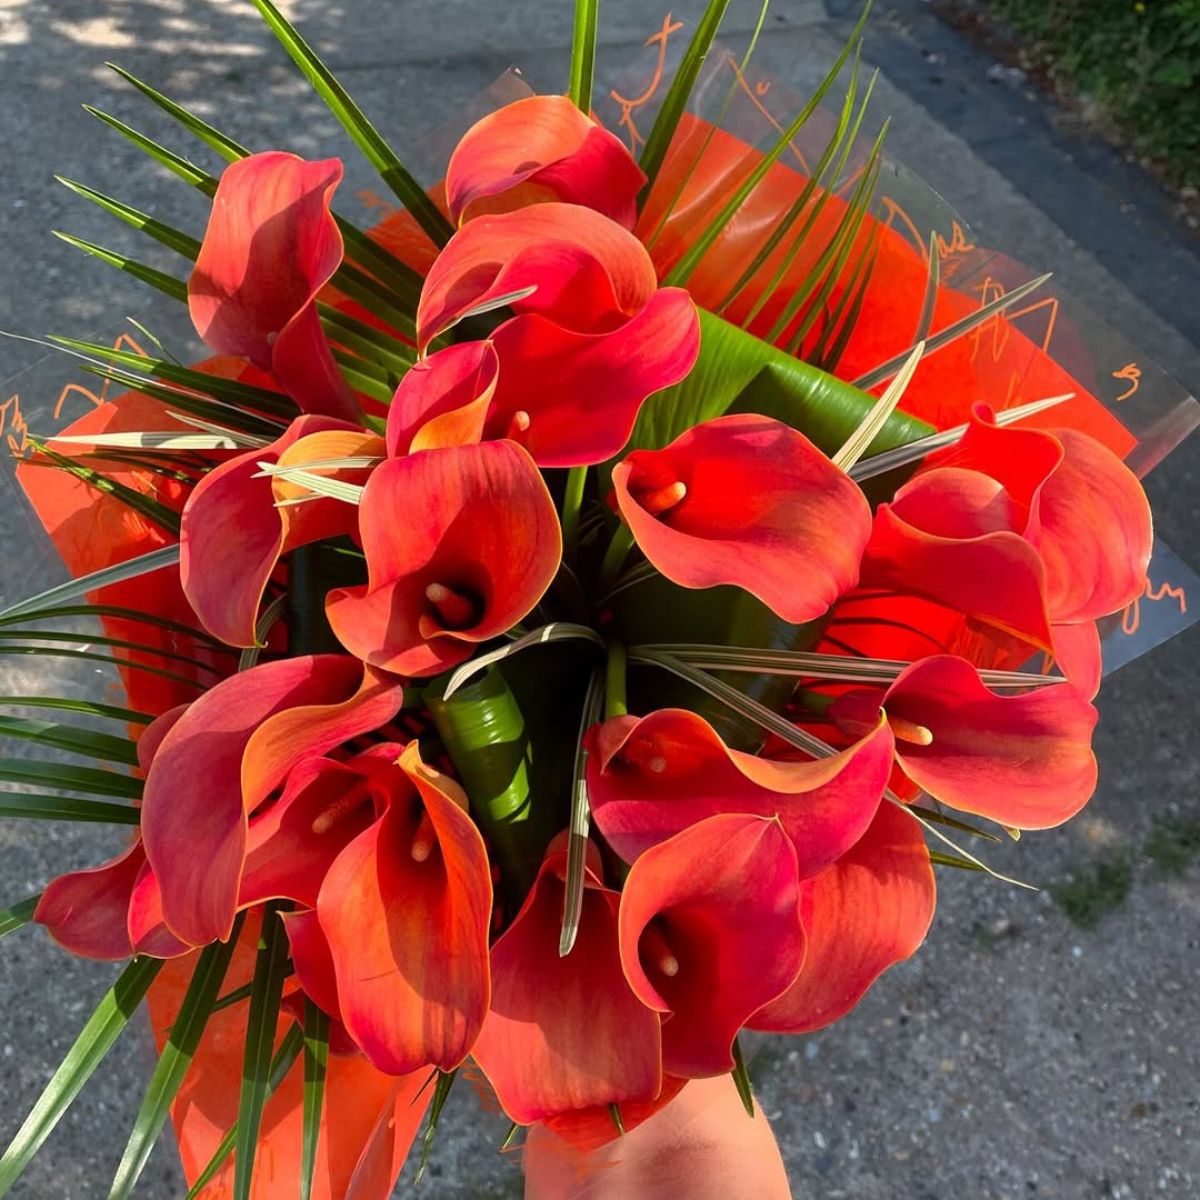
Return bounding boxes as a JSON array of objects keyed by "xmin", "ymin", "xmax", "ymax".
[
  {"xmin": 1050, "ymin": 854, "xmax": 1134, "ymax": 929},
  {"xmin": 961, "ymin": 0, "xmax": 1200, "ymax": 188},
  {"xmin": 1145, "ymin": 812, "xmax": 1200, "ymax": 877}
]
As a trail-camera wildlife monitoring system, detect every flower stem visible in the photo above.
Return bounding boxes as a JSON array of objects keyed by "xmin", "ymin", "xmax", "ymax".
[
  {"xmin": 604, "ymin": 639, "xmax": 628, "ymax": 719},
  {"xmin": 560, "ymin": 466, "xmax": 588, "ymax": 558},
  {"xmin": 598, "ymin": 524, "xmax": 635, "ymax": 592}
]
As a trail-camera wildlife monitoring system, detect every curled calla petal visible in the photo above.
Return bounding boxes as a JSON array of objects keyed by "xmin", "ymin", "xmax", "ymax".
[
  {"xmin": 180, "ymin": 414, "xmax": 374, "ymax": 647},
  {"xmin": 326, "ymin": 440, "xmax": 561, "ymax": 676},
  {"xmin": 1032, "ymin": 428, "xmax": 1152, "ymax": 623},
  {"xmin": 613, "ymin": 414, "xmax": 871, "ymax": 622},
  {"xmin": 128, "ymin": 862, "xmax": 192, "ymax": 959},
  {"xmin": 540, "ymin": 1075, "xmax": 689, "ymax": 1154},
  {"xmin": 472, "ymin": 851, "xmax": 661, "ymax": 1125},
  {"xmin": 282, "ymin": 908, "xmax": 344, "ymax": 1022},
  {"xmin": 1051, "ymin": 620, "xmax": 1102, "ymax": 702},
  {"xmin": 141, "ymin": 656, "xmax": 402, "ymax": 947},
  {"xmin": 318, "ymin": 744, "xmax": 493, "ymax": 1074},
  {"xmin": 385, "ymin": 340, "xmax": 499, "ymax": 456},
  {"xmin": 416, "ymin": 203, "xmax": 660, "ymax": 349},
  {"xmin": 34, "ymin": 842, "xmax": 145, "ymax": 961},
  {"xmin": 188, "ymin": 151, "xmax": 359, "ymax": 420},
  {"xmin": 750, "ymin": 800, "xmax": 935, "ymax": 1034},
  {"xmin": 832, "ymin": 654, "xmax": 1099, "ymax": 829},
  {"xmin": 588, "ymin": 708, "xmax": 893, "ymax": 877},
  {"xmin": 618, "ymin": 814, "xmax": 805, "ymax": 1078},
  {"xmin": 446, "ymin": 95, "xmax": 646, "ymax": 228},
  {"xmin": 482, "ymin": 290, "xmax": 700, "ymax": 467}
]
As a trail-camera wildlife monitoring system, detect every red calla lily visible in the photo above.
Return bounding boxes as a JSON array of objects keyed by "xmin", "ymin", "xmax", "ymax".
[
  {"xmin": 385, "ymin": 340, "xmax": 499, "ymax": 455},
  {"xmin": 317, "ymin": 743, "xmax": 493, "ymax": 1075},
  {"xmin": 612, "ymin": 413, "xmax": 871, "ymax": 622},
  {"xmin": 751, "ymin": 800, "xmax": 936, "ymax": 1034},
  {"xmin": 181, "ymin": 416, "xmax": 381, "ymax": 646},
  {"xmin": 588, "ymin": 708, "xmax": 893, "ymax": 877},
  {"xmin": 832, "ymin": 655, "xmax": 1099, "ymax": 829},
  {"xmin": 471, "ymin": 848, "xmax": 661, "ymax": 1124},
  {"xmin": 446, "ymin": 94, "xmax": 645, "ymax": 228},
  {"xmin": 541, "ymin": 1075, "xmax": 689, "ymax": 1154},
  {"xmin": 189, "ymin": 151, "xmax": 359, "ymax": 421},
  {"xmin": 414, "ymin": 204, "xmax": 699, "ymax": 466},
  {"xmin": 863, "ymin": 406, "xmax": 1152, "ymax": 667},
  {"xmin": 282, "ymin": 907, "xmax": 344, "ymax": 1023},
  {"xmin": 618, "ymin": 814, "xmax": 805, "ymax": 1077},
  {"xmin": 141, "ymin": 656, "xmax": 403, "ymax": 946},
  {"xmin": 325, "ymin": 440, "xmax": 561, "ymax": 676}
]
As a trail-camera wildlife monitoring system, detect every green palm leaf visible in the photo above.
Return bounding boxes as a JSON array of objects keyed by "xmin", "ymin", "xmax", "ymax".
[
  {"xmin": 0, "ymin": 758, "xmax": 141, "ymax": 799},
  {"xmin": 299, "ymin": 1000, "xmax": 329, "ymax": 1200},
  {"xmin": 0, "ymin": 716, "xmax": 138, "ymax": 765},
  {"xmin": 568, "ymin": 0, "xmax": 600, "ymax": 111},
  {"xmin": 0, "ymin": 794, "xmax": 139, "ymax": 825}
]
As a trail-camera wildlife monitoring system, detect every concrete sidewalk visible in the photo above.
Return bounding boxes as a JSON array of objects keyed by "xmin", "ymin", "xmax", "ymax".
[{"xmin": 1, "ymin": 2, "xmax": 1197, "ymax": 1197}]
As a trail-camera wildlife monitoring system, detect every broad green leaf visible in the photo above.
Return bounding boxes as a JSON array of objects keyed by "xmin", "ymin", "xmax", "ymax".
[
  {"xmin": 0, "ymin": 696, "xmax": 153, "ymax": 726},
  {"xmin": 0, "ymin": 716, "xmax": 138, "ymax": 765},
  {"xmin": 300, "ymin": 1000, "xmax": 329, "ymax": 1200},
  {"xmin": 249, "ymin": 0, "xmax": 453, "ymax": 247},
  {"xmin": 637, "ymin": 0, "xmax": 732, "ymax": 205},
  {"xmin": 108, "ymin": 927, "xmax": 242, "ymax": 1200},
  {"xmin": 0, "ymin": 956, "xmax": 163, "ymax": 1197},
  {"xmin": 234, "ymin": 904, "xmax": 292, "ymax": 1200},
  {"xmin": 414, "ymin": 1069, "xmax": 457, "ymax": 1186},
  {"xmin": 663, "ymin": 2, "xmax": 872, "ymax": 287},
  {"xmin": 56, "ymin": 177, "xmax": 201, "ymax": 260},
  {"xmin": 0, "ymin": 794, "xmax": 140, "ymax": 825},
  {"xmin": 568, "ymin": 0, "xmax": 600, "ymax": 111},
  {"xmin": 0, "ymin": 758, "xmax": 141, "ymax": 799},
  {"xmin": 0, "ymin": 895, "xmax": 41, "ymax": 940},
  {"xmin": 183, "ymin": 1025, "xmax": 304, "ymax": 1200}
]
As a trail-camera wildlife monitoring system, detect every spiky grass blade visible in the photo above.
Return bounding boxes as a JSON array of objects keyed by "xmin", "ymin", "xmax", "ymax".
[
  {"xmin": 234, "ymin": 905, "xmax": 291, "ymax": 1200},
  {"xmin": 0, "ymin": 795, "xmax": 140, "ymax": 825},
  {"xmin": 56, "ymin": 178, "xmax": 201, "ymax": 260},
  {"xmin": 248, "ymin": 0, "xmax": 452, "ymax": 247},
  {"xmin": 299, "ymin": 1000, "xmax": 329, "ymax": 1200},
  {"xmin": 0, "ymin": 603, "xmax": 229, "ymax": 654},
  {"xmin": 0, "ymin": 716, "xmax": 138, "ymax": 765},
  {"xmin": 0, "ymin": 759, "xmax": 141, "ymax": 799},
  {"xmin": 731, "ymin": 1037, "xmax": 755, "ymax": 1117},
  {"xmin": 0, "ymin": 697, "xmax": 153, "ymax": 725},
  {"xmin": 107, "ymin": 928, "xmax": 243, "ymax": 1200},
  {"xmin": 51, "ymin": 232, "xmax": 187, "ymax": 302},
  {"xmin": 443, "ymin": 623, "xmax": 604, "ymax": 700},
  {"xmin": 831, "ymin": 340, "xmax": 923, "ymax": 471},
  {"xmin": 0, "ymin": 895, "xmax": 40, "ymax": 940},
  {"xmin": 914, "ymin": 231, "xmax": 940, "ymax": 343},
  {"xmin": 637, "ymin": 0, "xmax": 731, "ymax": 201},
  {"xmin": 0, "ymin": 957, "xmax": 163, "ymax": 1197}
]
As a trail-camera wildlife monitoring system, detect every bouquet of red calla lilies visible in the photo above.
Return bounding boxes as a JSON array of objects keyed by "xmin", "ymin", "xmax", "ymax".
[{"xmin": 1, "ymin": 3, "xmax": 1193, "ymax": 1198}]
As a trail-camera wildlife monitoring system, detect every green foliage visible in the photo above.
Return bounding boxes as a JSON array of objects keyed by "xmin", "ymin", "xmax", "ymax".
[
  {"xmin": 989, "ymin": 0, "xmax": 1200, "ymax": 186},
  {"xmin": 1050, "ymin": 853, "xmax": 1133, "ymax": 928},
  {"xmin": 1144, "ymin": 811, "xmax": 1200, "ymax": 877}
]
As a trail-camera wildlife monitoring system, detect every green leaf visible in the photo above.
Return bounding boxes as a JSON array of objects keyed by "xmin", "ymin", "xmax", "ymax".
[
  {"xmin": 108, "ymin": 927, "xmax": 242, "ymax": 1200},
  {"xmin": 57, "ymin": 177, "xmax": 202, "ymax": 260},
  {"xmin": 0, "ymin": 956, "xmax": 163, "ymax": 1197},
  {"xmin": 249, "ymin": 0, "xmax": 453, "ymax": 247},
  {"xmin": 0, "ymin": 628, "xmax": 220, "ymax": 678},
  {"xmin": 0, "ymin": 696, "xmax": 153, "ymax": 726},
  {"xmin": 51, "ymin": 231, "xmax": 188, "ymax": 302},
  {"xmin": 234, "ymin": 905, "xmax": 292, "ymax": 1200},
  {"xmin": 442, "ymin": 623, "xmax": 604, "ymax": 700},
  {"xmin": 632, "ymin": 309, "xmax": 932, "ymax": 458},
  {"xmin": 183, "ymin": 1025, "xmax": 304, "ymax": 1200},
  {"xmin": 559, "ymin": 668, "xmax": 605, "ymax": 957},
  {"xmin": 414, "ymin": 1069, "xmax": 457, "ymax": 1186},
  {"xmin": 568, "ymin": 0, "xmax": 600, "ymax": 111},
  {"xmin": 663, "ymin": 2, "xmax": 872, "ymax": 287},
  {"xmin": 0, "ymin": 646, "xmax": 206, "ymax": 693},
  {"xmin": 0, "ymin": 758, "xmax": 141, "ymax": 799},
  {"xmin": 0, "ymin": 894, "xmax": 40, "ymax": 940},
  {"xmin": 731, "ymin": 1037, "xmax": 755, "ymax": 1117},
  {"xmin": 84, "ymin": 105, "xmax": 216, "ymax": 194},
  {"xmin": 0, "ymin": 794, "xmax": 140, "ymax": 825},
  {"xmin": 637, "ymin": 0, "xmax": 732, "ymax": 203},
  {"xmin": 0, "ymin": 602, "xmax": 234, "ymax": 654},
  {"xmin": 299, "ymin": 1000, "xmax": 329, "ymax": 1200},
  {"xmin": 0, "ymin": 716, "xmax": 139, "ymax": 765}
]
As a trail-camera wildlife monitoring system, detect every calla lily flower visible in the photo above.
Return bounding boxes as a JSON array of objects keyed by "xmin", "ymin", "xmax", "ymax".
[
  {"xmin": 140, "ymin": 655, "xmax": 404, "ymax": 946},
  {"xmin": 618, "ymin": 814, "xmax": 805, "ymax": 1078},
  {"xmin": 588, "ymin": 708, "xmax": 894, "ymax": 877},
  {"xmin": 541, "ymin": 1076, "xmax": 689, "ymax": 1154},
  {"xmin": 863, "ymin": 406, "xmax": 1152, "ymax": 684},
  {"xmin": 831, "ymin": 654, "xmax": 1099, "ymax": 829},
  {"xmin": 326, "ymin": 440, "xmax": 561, "ymax": 676},
  {"xmin": 317, "ymin": 743, "xmax": 493, "ymax": 1075},
  {"xmin": 415, "ymin": 204, "xmax": 700, "ymax": 466},
  {"xmin": 181, "ymin": 416, "xmax": 382, "ymax": 646},
  {"xmin": 446, "ymin": 94, "xmax": 645, "ymax": 228},
  {"xmin": 386, "ymin": 340, "xmax": 499, "ymax": 455},
  {"xmin": 189, "ymin": 151, "xmax": 359, "ymax": 421},
  {"xmin": 750, "ymin": 800, "xmax": 936, "ymax": 1034},
  {"xmin": 471, "ymin": 847, "xmax": 662, "ymax": 1124},
  {"xmin": 612, "ymin": 414, "xmax": 872, "ymax": 622}
]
